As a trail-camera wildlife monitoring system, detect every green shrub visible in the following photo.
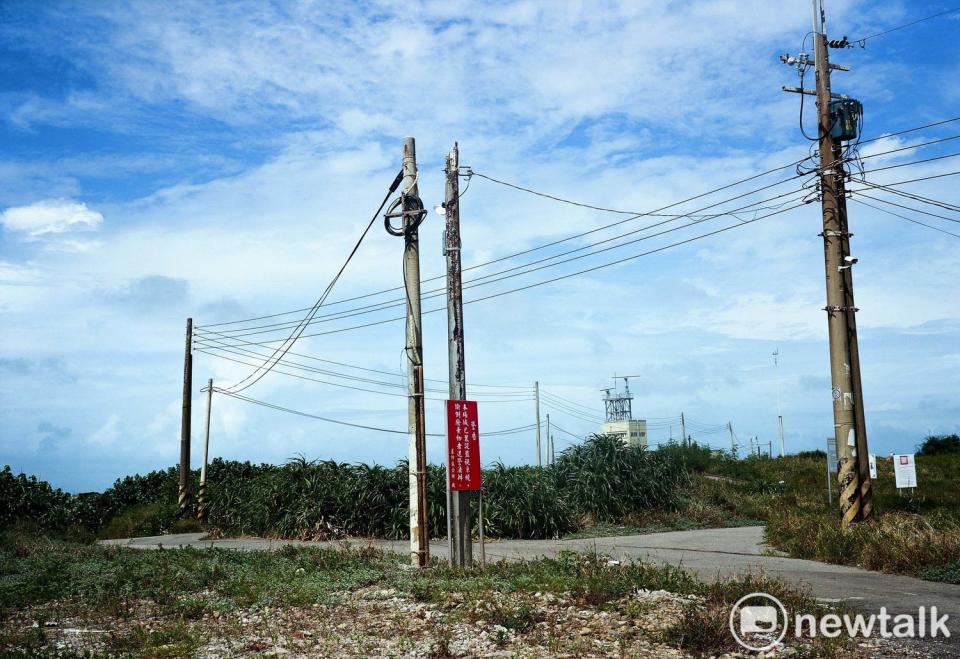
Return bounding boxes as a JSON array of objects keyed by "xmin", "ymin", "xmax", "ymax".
[
  {"xmin": 918, "ymin": 434, "xmax": 960, "ymax": 456},
  {"xmin": 553, "ymin": 435, "xmax": 690, "ymax": 522}
]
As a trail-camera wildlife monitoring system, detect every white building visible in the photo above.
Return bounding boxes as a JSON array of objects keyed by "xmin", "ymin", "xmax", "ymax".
[{"xmin": 600, "ymin": 419, "xmax": 648, "ymax": 448}]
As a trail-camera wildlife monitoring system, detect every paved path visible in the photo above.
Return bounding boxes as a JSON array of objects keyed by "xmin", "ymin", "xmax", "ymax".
[{"xmin": 102, "ymin": 526, "xmax": 960, "ymax": 652}]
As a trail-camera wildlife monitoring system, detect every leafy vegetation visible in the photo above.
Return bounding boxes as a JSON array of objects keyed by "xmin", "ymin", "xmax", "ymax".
[
  {"xmin": 1, "ymin": 435, "xmax": 691, "ymax": 542},
  {"xmin": 917, "ymin": 433, "xmax": 960, "ymax": 456}
]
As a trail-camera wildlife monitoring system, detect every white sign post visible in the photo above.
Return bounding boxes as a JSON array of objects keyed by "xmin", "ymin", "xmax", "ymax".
[
  {"xmin": 868, "ymin": 454, "xmax": 877, "ymax": 480},
  {"xmin": 893, "ymin": 453, "xmax": 917, "ymax": 489},
  {"xmin": 826, "ymin": 438, "xmax": 838, "ymax": 505}
]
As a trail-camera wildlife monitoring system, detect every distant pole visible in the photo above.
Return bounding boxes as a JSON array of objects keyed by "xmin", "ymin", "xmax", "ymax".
[
  {"xmin": 550, "ymin": 435, "xmax": 555, "ymax": 464},
  {"xmin": 773, "ymin": 349, "xmax": 785, "ymax": 457},
  {"xmin": 178, "ymin": 317, "xmax": 193, "ymax": 517},
  {"xmin": 680, "ymin": 412, "xmax": 687, "ymax": 448},
  {"xmin": 728, "ymin": 421, "xmax": 737, "ymax": 457},
  {"xmin": 397, "ymin": 137, "xmax": 429, "ymax": 567},
  {"xmin": 444, "ymin": 142, "xmax": 472, "ymax": 567},
  {"xmin": 197, "ymin": 378, "xmax": 213, "ymax": 522},
  {"xmin": 534, "ymin": 381, "xmax": 542, "ymax": 466},
  {"xmin": 813, "ymin": 1, "xmax": 862, "ymax": 527},
  {"xmin": 545, "ymin": 414, "xmax": 551, "ymax": 462}
]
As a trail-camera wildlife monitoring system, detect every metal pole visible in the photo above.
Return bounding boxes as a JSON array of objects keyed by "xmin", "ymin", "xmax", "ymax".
[
  {"xmin": 401, "ymin": 137, "xmax": 430, "ymax": 567},
  {"xmin": 534, "ymin": 381, "xmax": 542, "ymax": 466},
  {"xmin": 813, "ymin": 5, "xmax": 861, "ymax": 528},
  {"xmin": 445, "ymin": 142, "xmax": 472, "ymax": 566},
  {"xmin": 774, "ymin": 349, "xmax": 785, "ymax": 457},
  {"xmin": 197, "ymin": 378, "xmax": 213, "ymax": 522},
  {"xmin": 178, "ymin": 317, "xmax": 193, "ymax": 517}
]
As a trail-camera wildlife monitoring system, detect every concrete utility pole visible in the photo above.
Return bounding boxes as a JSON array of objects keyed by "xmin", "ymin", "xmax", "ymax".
[
  {"xmin": 728, "ymin": 421, "xmax": 737, "ymax": 457},
  {"xmin": 178, "ymin": 317, "xmax": 193, "ymax": 516},
  {"xmin": 197, "ymin": 378, "xmax": 213, "ymax": 522},
  {"xmin": 545, "ymin": 414, "xmax": 551, "ymax": 464},
  {"xmin": 444, "ymin": 142, "xmax": 473, "ymax": 567},
  {"xmin": 680, "ymin": 412, "xmax": 687, "ymax": 448},
  {"xmin": 401, "ymin": 137, "xmax": 430, "ymax": 567},
  {"xmin": 835, "ymin": 146, "xmax": 874, "ymax": 520},
  {"xmin": 534, "ymin": 381, "xmax": 542, "ymax": 466},
  {"xmin": 812, "ymin": 0, "xmax": 868, "ymax": 527},
  {"xmin": 773, "ymin": 349, "xmax": 785, "ymax": 457}
]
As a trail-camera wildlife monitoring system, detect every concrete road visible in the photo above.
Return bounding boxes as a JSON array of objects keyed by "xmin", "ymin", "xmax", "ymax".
[{"xmin": 102, "ymin": 526, "xmax": 960, "ymax": 653}]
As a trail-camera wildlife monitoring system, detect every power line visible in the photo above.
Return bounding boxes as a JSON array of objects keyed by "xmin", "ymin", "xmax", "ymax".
[
  {"xmin": 219, "ymin": 169, "xmax": 404, "ymax": 394},
  {"xmin": 851, "ymin": 190, "xmax": 960, "ymax": 224},
  {"xmin": 195, "ymin": 186, "xmax": 809, "ymax": 339},
  {"xmin": 849, "ymin": 7, "xmax": 960, "ymax": 47},
  {"xmin": 850, "ymin": 198, "xmax": 960, "ymax": 239},
  {"xmin": 861, "ymin": 169, "xmax": 960, "ymax": 187},
  {"xmin": 538, "ymin": 390, "xmax": 603, "ymax": 416},
  {"xmin": 196, "ymin": 155, "xmax": 819, "ymax": 330},
  {"xmin": 196, "ymin": 342, "xmax": 533, "ymax": 398},
  {"xmin": 857, "ymin": 115, "xmax": 960, "ymax": 147},
  {"xmin": 861, "ymin": 151, "xmax": 960, "ymax": 176},
  {"xmin": 197, "ymin": 114, "xmax": 960, "ymax": 333},
  {"xmin": 196, "ymin": 190, "xmax": 810, "ymax": 345},
  {"xmin": 214, "ymin": 388, "xmax": 445, "ymax": 436},
  {"xmin": 197, "ymin": 201, "xmax": 810, "ymax": 347},
  {"xmin": 850, "ymin": 178, "xmax": 960, "ymax": 213}
]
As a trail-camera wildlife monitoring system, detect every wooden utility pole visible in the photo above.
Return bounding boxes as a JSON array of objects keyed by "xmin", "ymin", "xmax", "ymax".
[
  {"xmin": 444, "ymin": 142, "xmax": 473, "ymax": 566},
  {"xmin": 534, "ymin": 381, "xmax": 542, "ymax": 466},
  {"xmin": 197, "ymin": 378, "xmax": 213, "ymax": 522},
  {"xmin": 401, "ymin": 137, "xmax": 430, "ymax": 567},
  {"xmin": 178, "ymin": 317, "xmax": 193, "ymax": 516},
  {"xmin": 812, "ymin": 0, "xmax": 867, "ymax": 527}
]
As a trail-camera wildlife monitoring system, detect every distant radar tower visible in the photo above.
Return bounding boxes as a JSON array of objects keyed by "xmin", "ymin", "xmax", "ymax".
[{"xmin": 600, "ymin": 375, "xmax": 648, "ymax": 448}]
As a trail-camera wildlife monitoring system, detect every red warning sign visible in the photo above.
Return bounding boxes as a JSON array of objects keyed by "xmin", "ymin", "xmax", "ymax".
[{"xmin": 446, "ymin": 400, "xmax": 481, "ymax": 491}]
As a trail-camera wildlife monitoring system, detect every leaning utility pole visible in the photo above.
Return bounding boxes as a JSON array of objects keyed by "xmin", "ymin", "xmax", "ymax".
[
  {"xmin": 197, "ymin": 378, "xmax": 213, "ymax": 522},
  {"xmin": 834, "ymin": 130, "xmax": 874, "ymax": 520},
  {"xmin": 178, "ymin": 317, "xmax": 193, "ymax": 517},
  {"xmin": 397, "ymin": 137, "xmax": 430, "ymax": 566},
  {"xmin": 811, "ymin": 1, "xmax": 866, "ymax": 527},
  {"xmin": 444, "ymin": 142, "xmax": 473, "ymax": 566},
  {"xmin": 728, "ymin": 421, "xmax": 737, "ymax": 457},
  {"xmin": 534, "ymin": 381, "xmax": 542, "ymax": 466}
]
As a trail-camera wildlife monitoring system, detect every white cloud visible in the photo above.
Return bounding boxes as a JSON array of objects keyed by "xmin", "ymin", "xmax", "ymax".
[{"xmin": 1, "ymin": 199, "xmax": 103, "ymax": 238}]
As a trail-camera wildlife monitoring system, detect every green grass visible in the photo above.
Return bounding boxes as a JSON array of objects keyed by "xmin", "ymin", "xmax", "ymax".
[{"xmin": 0, "ymin": 533, "xmax": 852, "ymax": 657}]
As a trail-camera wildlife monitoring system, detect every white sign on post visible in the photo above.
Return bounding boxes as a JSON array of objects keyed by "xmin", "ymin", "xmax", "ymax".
[
  {"xmin": 868, "ymin": 454, "xmax": 877, "ymax": 479},
  {"xmin": 893, "ymin": 453, "xmax": 917, "ymax": 489},
  {"xmin": 826, "ymin": 438, "xmax": 838, "ymax": 474}
]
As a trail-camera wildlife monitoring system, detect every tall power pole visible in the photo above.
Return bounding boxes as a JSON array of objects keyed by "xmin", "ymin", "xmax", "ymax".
[
  {"xmin": 534, "ymin": 381, "xmax": 542, "ymax": 466},
  {"xmin": 680, "ymin": 412, "xmax": 687, "ymax": 447},
  {"xmin": 444, "ymin": 142, "xmax": 472, "ymax": 566},
  {"xmin": 834, "ymin": 133, "xmax": 874, "ymax": 520},
  {"xmin": 400, "ymin": 137, "xmax": 430, "ymax": 566},
  {"xmin": 811, "ymin": 1, "xmax": 867, "ymax": 527},
  {"xmin": 197, "ymin": 378, "xmax": 213, "ymax": 522},
  {"xmin": 545, "ymin": 414, "xmax": 551, "ymax": 464},
  {"xmin": 178, "ymin": 317, "xmax": 193, "ymax": 517},
  {"xmin": 773, "ymin": 349, "xmax": 785, "ymax": 457}
]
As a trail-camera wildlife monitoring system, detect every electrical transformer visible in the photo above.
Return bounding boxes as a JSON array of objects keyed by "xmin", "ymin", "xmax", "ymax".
[{"xmin": 829, "ymin": 98, "xmax": 862, "ymax": 141}]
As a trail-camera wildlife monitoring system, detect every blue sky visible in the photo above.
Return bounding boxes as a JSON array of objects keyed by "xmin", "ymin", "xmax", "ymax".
[{"xmin": 1, "ymin": 1, "xmax": 958, "ymax": 492}]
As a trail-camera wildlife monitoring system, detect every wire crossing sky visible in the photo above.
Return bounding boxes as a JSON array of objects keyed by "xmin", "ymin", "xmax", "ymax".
[{"xmin": 1, "ymin": 1, "xmax": 959, "ymax": 492}]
